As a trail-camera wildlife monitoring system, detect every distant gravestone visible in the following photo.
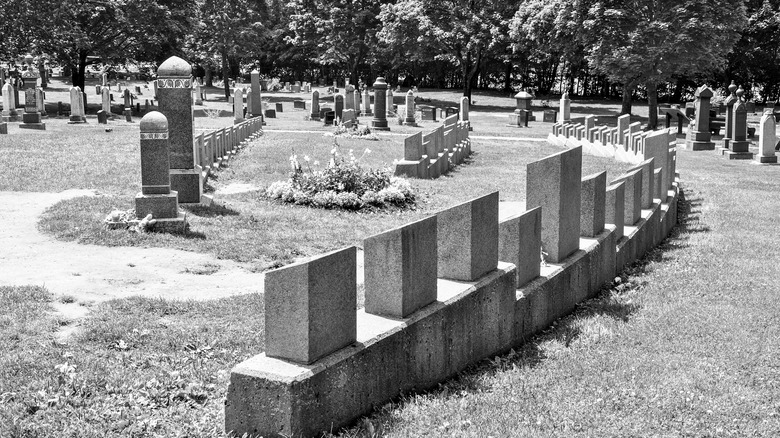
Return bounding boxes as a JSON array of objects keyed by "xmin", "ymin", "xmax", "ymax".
[
  {"xmin": 729, "ymin": 91, "xmax": 750, "ymax": 155},
  {"xmin": 101, "ymin": 87, "xmax": 111, "ymax": 115},
  {"xmin": 371, "ymin": 77, "xmax": 389, "ymax": 131},
  {"xmin": 250, "ymin": 70, "xmax": 263, "ymax": 119},
  {"xmin": 757, "ymin": 112, "xmax": 778, "ymax": 164},
  {"xmin": 386, "ymin": 89, "xmax": 394, "ymax": 115},
  {"xmin": 194, "ymin": 83, "xmax": 203, "ymax": 105},
  {"xmin": 684, "ymin": 85, "xmax": 715, "ymax": 150},
  {"xmin": 353, "ymin": 89, "xmax": 361, "ymax": 117},
  {"xmin": 459, "ymin": 96, "xmax": 470, "ymax": 130},
  {"xmin": 68, "ymin": 86, "xmax": 86, "ymax": 123},
  {"xmin": 234, "ymin": 88, "xmax": 244, "ymax": 124},
  {"xmin": 403, "ymin": 90, "xmax": 417, "ymax": 126},
  {"xmin": 97, "ymin": 109, "xmax": 108, "ymax": 124},
  {"xmin": 722, "ymin": 81, "xmax": 738, "ymax": 148},
  {"xmin": 362, "ymin": 88, "xmax": 372, "ymax": 116},
  {"xmin": 558, "ymin": 92, "xmax": 570, "ymax": 123},
  {"xmin": 334, "ymin": 94, "xmax": 344, "ymax": 119},
  {"xmin": 275, "ymin": 102, "xmax": 283, "ymax": 113},
  {"xmin": 310, "ymin": 90, "xmax": 320, "ymax": 121},
  {"xmin": 1, "ymin": 83, "xmax": 18, "ymax": 122},
  {"xmin": 0, "ymin": 122, "xmax": 6, "ymax": 134}
]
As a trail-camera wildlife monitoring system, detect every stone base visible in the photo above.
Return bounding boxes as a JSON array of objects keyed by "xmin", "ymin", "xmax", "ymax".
[
  {"xmin": 22, "ymin": 112, "xmax": 41, "ymax": 124},
  {"xmin": 371, "ymin": 119, "xmax": 389, "ymax": 131},
  {"xmin": 68, "ymin": 115, "xmax": 86, "ymax": 124},
  {"xmin": 309, "ymin": 115, "xmax": 320, "ymax": 121},
  {"xmin": 685, "ymin": 140, "xmax": 715, "ymax": 151},
  {"xmin": 403, "ymin": 120, "xmax": 418, "ymax": 127},
  {"xmin": 19, "ymin": 122, "xmax": 46, "ymax": 130},
  {"xmin": 756, "ymin": 155, "xmax": 778, "ymax": 164},
  {"xmin": 135, "ymin": 191, "xmax": 180, "ymax": 219},
  {"xmin": 364, "ymin": 110, "xmax": 373, "ymax": 117},
  {"xmin": 508, "ymin": 113, "xmax": 527, "ymax": 127},
  {"xmin": 729, "ymin": 140, "xmax": 750, "ymax": 153},
  {"xmin": 722, "ymin": 150, "xmax": 755, "ymax": 160},
  {"xmin": 170, "ymin": 168, "xmax": 203, "ymax": 204},
  {"xmin": 1, "ymin": 115, "xmax": 18, "ymax": 123},
  {"xmin": 149, "ymin": 212, "xmax": 188, "ymax": 234}
]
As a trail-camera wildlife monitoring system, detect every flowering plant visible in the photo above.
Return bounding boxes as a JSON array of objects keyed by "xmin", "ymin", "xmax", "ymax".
[{"xmin": 265, "ymin": 140, "xmax": 415, "ymax": 210}]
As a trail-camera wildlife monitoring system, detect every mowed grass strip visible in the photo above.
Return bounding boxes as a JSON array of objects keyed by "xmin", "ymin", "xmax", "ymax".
[
  {"xmin": 330, "ymin": 149, "xmax": 780, "ymax": 437},
  {"xmin": 35, "ymin": 129, "xmax": 632, "ymax": 271},
  {"xmin": 0, "ymin": 286, "xmax": 263, "ymax": 437}
]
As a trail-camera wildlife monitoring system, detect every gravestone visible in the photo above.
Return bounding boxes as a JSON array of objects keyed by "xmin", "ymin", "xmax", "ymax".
[
  {"xmin": 135, "ymin": 86, "xmax": 142, "ymax": 95},
  {"xmin": 97, "ymin": 110, "xmax": 108, "ymax": 124},
  {"xmin": 364, "ymin": 216, "xmax": 437, "ymax": 318},
  {"xmin": 134, "ymin": 111, "xmax": 186, "ymax": 231},
  {"xmin": 643, "ymin": 129, "xmax": 673, "ymax": 192},
  {"xmin": 341, "ymin": 109, "xmax": 355, "ymax": 127},
  {"xmin": 498, "ymin": 207, "xmax": 541, "ymax": 287},
  {"xmin": 724, "ymin": 90, "xmax": 753, "ymax": 159},
  {"xmin": 757, "ymin": 112, "xmax": 778, "ymax": 164},
  {"xmin": 0, "ymin": 122, "xmax": 6, "ymax": 134},
  {"xmin": 526, "ymin": 146, "xmax": 582, "ymax": 263},
  {"xmin": 684, "ymin": 85, "xmax": 715, "ymax": 150},
  {"xmin": 250, "ymin": 70, "xmax": 263, "ymax": 120},
  {"xmin": 362, "ymin": 88, "xmax": 372, "ymax": 116},
  {"xmin": 437, "ymin": 192, "xmax": 499, "ymax": 281},
  {"xmin": 626, "ymin": 158, "xmax": 655, "ymax": 209},
  {"xmin": 344, "ymin": 86, "xmax": 355, "ymax": 111},
  {"xmin": 371, "ymin": 77, "xmax": 389, "ymax": 130},
  {"xmin": 460, "ymin": 96, "xmax": 471, "ymax": 130},
  {"xmin": 605, "ymin": 181, "xmax": 625, "ymax": 240},
  {"xmin": 19, "ymin": 87, "xmax": 45, "ymax": 130},
  {"xmin": 309, "ymin": 90, "xmax": 320, "ymax": 121},
  {"xmin": 722, "ymin": 81, "xmax": 738, "ymax": 148},
  {"xmin": 294, "ymin": 100, "xmax": 306, "ymax": 110},
  {"xmin": 617, "ymin": 114, "xmax": 630, "ymax": 146},
  {"xmin": 611, "ymin": 169, "xmax": 642, "ymax": 226},
  {"xmin": 275, "ymin": 102, "xmax": 283, "ymax": 113},
  {"xmin": 580, "ymin": 172, "xmax": 606, "ymax": 237},
  {"xmin": 323, "ymin": 111, "xmax": 335, "ymax": 125},
  {"xmin": 234, "ymin": 88, "xmax": 244, "ymax": 124},
  {"xmin": 334, "ymin": 94, "xmax": 344, "ymax": 119},
  {"xmin": 2, "ymin": 83, "xmax": 19, "ymax": 123},
  {"xmin": 386, "ymin": 89, "xmax": 394, "ymax": 115},
  {"xmin": 68, "ymin": 86, "xmax": 86, "ymax": 123},
  {"xmin": 264, "ymin": 246, "xmax": 357, "ymax": 364},
  {"xmin": 156, "ymin": 56, "xmax": 201, "ymax": 203},
  {"xmin": 353, "ymin": 90, "xmax": 361, "ymax": 116},
  {"xmin": 514, "ymin": 91, "xmax": 535, "ymax": 121},
  {"xmin": 123, "ymin": 89, "xmax": 132, "ymax": 109},
  {"xmin": 265, "ymin": 108, "xmax": 276, "ymax": 118},
  {"xmin": 35, "ymin": 88, "xmax": 46, "ymax": 117},
  {"xmin": 403, "ymin": 90, "xmax": 417, "ymax": 126},
  {"xmin": 101, "ymin": 87, "xmax": 111, "ymax": 115},
  {"xmin": 543, "ymin": 110, "xmax": 557, "ymax": 123},
  {"xmin": 558, "ymin": 92, "xmax": 571, "ymax": 123}
]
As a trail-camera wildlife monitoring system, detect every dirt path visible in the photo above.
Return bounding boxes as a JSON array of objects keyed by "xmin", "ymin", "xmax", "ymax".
[{"xmin": 0, "ymin": 189, "xmax": 264, "ymax": 308}]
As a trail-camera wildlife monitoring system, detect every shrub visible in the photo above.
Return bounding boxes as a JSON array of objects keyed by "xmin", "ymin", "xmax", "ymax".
[{"xmin": 264, "ymin": 142, "xmax": 415, "ymax": 210}]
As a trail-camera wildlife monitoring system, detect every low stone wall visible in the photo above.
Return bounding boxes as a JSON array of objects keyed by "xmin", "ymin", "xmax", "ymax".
[
  {"xmin": 224, "ymin": 126, "xmax": 680, "ymax": 437},
  {"xmin": 394, "ymin": 114, "xmax": 471, "ymax": 179}
]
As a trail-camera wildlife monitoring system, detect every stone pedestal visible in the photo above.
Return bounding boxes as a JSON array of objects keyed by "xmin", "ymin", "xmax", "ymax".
[
  {"xmin": 757, "ymin": 112, "xmax": 778, "ymax": 164},
  {"xmin": 722, "ymin": 81, "xmax": 737, "ymax": 148},
  {"xmin": 68, "ymin": 86, "xmax": 86, "ymax": 123},
  {"xmin": 135, "ymin": 111, "xmax": 187, "ymax": 232},
  {"xmin": 724, "ymin": 97, "xmax": 753, "ymax": 159},
  {"xmin": 309, "ymin": 90, "xmax": 320, "ymax": 121},
  {"xmin": 514, "ymin": 91, "xmax": 536, "ymax": 121},
  {"xmin": 558, "ymin": 92, "xmax": 570, "ymax": 123},
  {"xmin": 20, "ymin": 87, "xmax": 45, "ymax": 130},
  {"xmin": 685, "ymin": 85, "xmax": 715, "ymax": 150},
  {"xmin": 371, "ymin": 77, "xmax": 389, "ymax": 130},
  {"xmin": 157, "ymin": 56, "xmax": 202, "ymax": 204}
]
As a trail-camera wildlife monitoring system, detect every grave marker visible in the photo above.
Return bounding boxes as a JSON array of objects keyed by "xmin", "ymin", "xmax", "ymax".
[
  {"xmin": 757, "ymin": 112, "xmax": 778, "ymax": 164},
  {"xmin": 403, "ymin": 90, "xmax": 417, "ymax": 126},
  {"xmin": 437, "ymin": 192, "xmax": 499, "ymax": 281},
  {"xmin": 371, "ymin": 77, "xmax": 389, "ymax": 131},
  {"xmin": 580, "ymin": 172, "xmax": 606, "ymax": 237},
  {"xmin": 684, "ymin": 85, "xmax": 715, "ymax": 150}
]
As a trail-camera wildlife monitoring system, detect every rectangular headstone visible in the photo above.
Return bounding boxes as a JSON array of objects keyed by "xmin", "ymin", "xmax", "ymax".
[
  {"xmin": 606, "ymin": 181, "xmax": 625, "ymax": 239},
  {"xmin": 364, "ymin": 216, "xmax": 437, "ymax": 318},
  {"xmin": 437, "ymin": 192, "xmax": 499, "ymax": 281},
  {"xmin": 264, "ymin": 246, "xmax": 357, "ymax": 365},
  {"xmin": 627, "ymin": 157, "xmax": 655, "ymax": 209},
  {"xmin": 498, "ymin": 207, "xmax": 541, "ymax": 288},
  {"xmin": 653, "ymin": 168, "xmax": 664, "ymax": 203},
  {"xmin": 617, "ymin": 114, "xmax": 630, "ymax": 145},
  {"xmin": 611, "ymin": 169, "xmax": 642, "ymax": 225},
  {"xmin": 526, "ymin": 147, "xmax": 582, "ymax": 263},
  {"xmin": 404, "ymin": 132, "xmax": 424, "ymax": 161},
  {"xmin": 643, "ymin": 129, "xmax": 672, "ymax": 192},
  {"xmin": 580, "ymin": 172, "xmax": 606, "ymax": 237}
]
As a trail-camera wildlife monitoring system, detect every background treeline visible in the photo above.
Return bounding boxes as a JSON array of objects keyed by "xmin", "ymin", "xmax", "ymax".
[{"xmin": 2, "ymin": 0, "xmax": 779, "ymax": 125}]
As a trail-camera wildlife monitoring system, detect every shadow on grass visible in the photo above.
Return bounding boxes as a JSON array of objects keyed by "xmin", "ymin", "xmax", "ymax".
[{"xmin": 182, "ymin": 202, "xmax": 241, "ymax": 217}]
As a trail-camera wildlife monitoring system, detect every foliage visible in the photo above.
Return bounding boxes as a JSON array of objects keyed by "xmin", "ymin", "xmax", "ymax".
[
  {"xmin": 265, "ymin": 145, "xmax": 415, "ymax": 210},
  {"xmin": 726, "ymin": 0, "xmax": 780, "ymax": 101},
  {"xmin": 333, "ymin": 123, "xmax": 380, "ymax": 140}
]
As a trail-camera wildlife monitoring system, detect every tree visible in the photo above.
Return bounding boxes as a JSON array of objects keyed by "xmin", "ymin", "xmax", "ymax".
[
  {"xmin": 378, "ymin": 0, "xmax": 509, "ymax": 99},
  {"xmin": 286, "ymin": 0, "xmax": 382, "ymax": 85},
  {"xmin": 18, "ymin": 0, "xmax": 195, "ymax": 90},
  {"xmin": 581, "ymin": 0, "xmax": 746, "ymax": 127},
  {"xmin": 726, "ymin": 0, "xmax": 780, "ymax": 102}
]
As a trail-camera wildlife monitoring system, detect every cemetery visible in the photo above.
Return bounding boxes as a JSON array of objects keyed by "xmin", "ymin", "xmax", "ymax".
[{"xmin": 2, "ymin": 0, "xmax": 780, "ymax": 437}]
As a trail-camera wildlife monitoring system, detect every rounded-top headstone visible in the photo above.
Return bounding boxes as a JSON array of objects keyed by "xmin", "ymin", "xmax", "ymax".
[
  {"xmin": 728, "ymin": 80, "xmax": 737, "ymax": 95},
  {"xmin": 140, "ymin": 111, "xmax": 168, "ymax": 132},
  {"xmin": 157, "ymin": 56, "xmax": 192, "ymax": 78},
  {"xmin": 735, "ymin": 86, "xmax": 745, "ymax": 99}
]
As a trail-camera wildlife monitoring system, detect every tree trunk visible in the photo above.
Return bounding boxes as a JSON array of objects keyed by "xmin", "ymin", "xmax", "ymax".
[
  {"xmin": 621, "ymin": 82, "xmax": 637, "ymax": 115},
  {"xmin": 646, "ymin": 81, "xmax": 658, "ymax": 130},
  {"xmin": 222, "ymin": 51, "xmax": 230, "ymax": 99},
  {"xmin": 205, "ymin": 68, "xmax": 213, "ymax": 87},
  {"xmin": 71, "ymin": 51, "xmax": 88, "ymax": 90}
]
